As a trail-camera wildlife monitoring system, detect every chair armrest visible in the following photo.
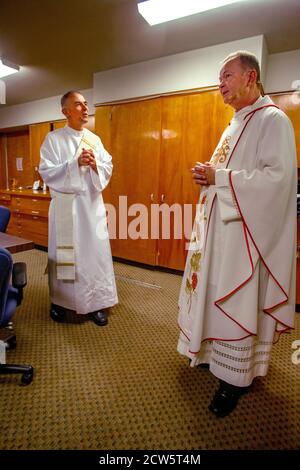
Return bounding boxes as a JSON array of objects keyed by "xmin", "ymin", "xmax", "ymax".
[{"xmin": 12, "ymin": 262, "xmax": 27, "ymax": 289}]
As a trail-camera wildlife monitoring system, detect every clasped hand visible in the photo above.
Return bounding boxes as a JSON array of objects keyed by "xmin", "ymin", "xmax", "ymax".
[
  {"xmin": 191, "ymin": 162, "xmax": 216, "ymax": 186},
  {"xmin": 78, "ymin": 148, "xmax": 97, "ymax": 171}
]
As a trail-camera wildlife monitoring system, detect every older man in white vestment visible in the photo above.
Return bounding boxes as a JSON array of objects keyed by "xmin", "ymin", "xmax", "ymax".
[
  {"xmin": 177, "ymin": 51, "xmax": 297, "ymax": 417},
  {"xmin": 39, "ymin": 91, "xmax": 118, "ymax": 326}
]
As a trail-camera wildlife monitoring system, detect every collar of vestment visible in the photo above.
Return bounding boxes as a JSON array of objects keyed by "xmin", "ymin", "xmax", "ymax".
[
  {"xmin": 233, "ymin": 95, "xmax": 274, "ymax": 122},
  {"xmin": 64, "ymin": 125, "xmax": 85, "ymax": 137}
]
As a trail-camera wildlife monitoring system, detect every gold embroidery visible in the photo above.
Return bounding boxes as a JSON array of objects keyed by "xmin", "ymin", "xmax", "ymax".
[
  {"xmin": 211, "ymin": 136, "xmax": 231, "ymax": 165},
  {"xmin": 81, "ymin": 137, "xmax": 97, "ymax": 150}
]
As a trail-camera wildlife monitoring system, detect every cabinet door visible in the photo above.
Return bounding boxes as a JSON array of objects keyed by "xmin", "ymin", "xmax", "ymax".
[
  {"xmin": 7, "ymin": 131, "xmax": 31, "ymax": 188},
  {"xmin": 158, "ymin": 91, "xmax": 233, "ymax": 270},
  {"xmin": 29, "ymin": 122, "xmax": 51, "ymax": 169},
  {"xmin": 96, "ymin": 99, "xmax": 161, "ymax": 265}
]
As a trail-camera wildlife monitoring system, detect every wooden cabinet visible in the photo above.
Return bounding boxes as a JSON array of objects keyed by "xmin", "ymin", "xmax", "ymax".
[
  {"xmin": 6, "ymin": 130, "xmax": 32, "ymax": 187},
  {"xmin": 158, "ymin": 91, "xmax": 233, "ymax": 269},
  {"xmin": 29, "ymin": 122, "xmax": 51, "ymax": 169},
  {"xmin": 95, "ymin": 89, "xmax": 233, "ymax": 270},
  {"xmin": 0, "ymin": 189, "xmax": 50, "ymax": 247},
  {"xmin": 96, "ymin": 99, "xmax": 161, "ymax": 265}
]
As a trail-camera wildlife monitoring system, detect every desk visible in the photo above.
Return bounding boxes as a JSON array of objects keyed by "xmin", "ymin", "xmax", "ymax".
[{"xmin": 0, "ymin": 232, "xmax": 34, "ymax": 253}]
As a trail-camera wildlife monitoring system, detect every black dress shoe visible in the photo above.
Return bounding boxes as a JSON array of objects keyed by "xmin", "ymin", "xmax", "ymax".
[
  {"xmin": 208, "ymin": 381, "xmax": 250, "ymax": 418},
  {"xmin": 197, "ymin": 363, "xmax": 210, "ymax": 369},
  {"xmin": 91, "ymin": 310, "xmax": 108, "ymax": 326},
  {"xmin": 50, "ymin": 304, "xmax": 66, "ymax": 323}
]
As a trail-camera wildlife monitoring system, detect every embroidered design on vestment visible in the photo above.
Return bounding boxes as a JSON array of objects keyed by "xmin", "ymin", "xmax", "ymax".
[
  {"xmin": 211, "ymin": 135, "xmax": 231, "ymax": 165},
  {"xmin": 184, "ymin": 193, "xmax": 208, "ymax": 312}
]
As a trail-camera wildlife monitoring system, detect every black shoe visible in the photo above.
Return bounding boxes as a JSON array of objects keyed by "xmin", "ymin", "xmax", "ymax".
[
  {"xmin": 189, "ymin": 359, "xmax": 209, "ymax": 369},
  {"xmin": 91, "ymin": 310, "xmax": 108, "ymax": 326},
  {"xmin": 208, "ymin": 381, "xmax": 250, "ymax": 418},
  {"xmin": 197, "ymin": 363, "xmax": 210, "ymax": 369},
  {"xmin": 50, "ymin": 304, "xmax": 66, "ymax": 323}
]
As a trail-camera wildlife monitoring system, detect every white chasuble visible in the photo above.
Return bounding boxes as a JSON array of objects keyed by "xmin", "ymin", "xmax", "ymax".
[
  {"xmin": 39, "ymin": 126, "xmax": 118, "ymax": 314},
  {"xmin": 178, "ymin": 96, "xmax": 297, "ymax": 386}
]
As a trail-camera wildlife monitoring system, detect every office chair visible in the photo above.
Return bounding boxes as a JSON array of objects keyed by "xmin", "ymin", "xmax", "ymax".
[
  {"xmin": 0, "ymin": 247, "xmax": 34, "ymax": 385},
  {"xmin": 0, "ymin": 205, "xmax": 11, "ymax": 232}
]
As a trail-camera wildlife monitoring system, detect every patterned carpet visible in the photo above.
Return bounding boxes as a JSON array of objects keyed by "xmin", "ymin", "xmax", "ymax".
[{"xmin": 0, "ymin": 249, "xmax": 299, "ymax": 450}]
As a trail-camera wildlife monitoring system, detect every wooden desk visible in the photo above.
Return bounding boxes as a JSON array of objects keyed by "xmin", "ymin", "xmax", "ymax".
[{"xmin": 0, "ymin": 232, "xmax": 34, "ymax": 253}]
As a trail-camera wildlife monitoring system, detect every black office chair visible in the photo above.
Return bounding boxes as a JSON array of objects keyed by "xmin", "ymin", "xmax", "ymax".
[
  {"xmin": 0, "ymin": 205, "xmax": 11, "ymax": 232},
  {"xmin": 0, "ymin": 247, "xmax": 34, "ymax": 385}
]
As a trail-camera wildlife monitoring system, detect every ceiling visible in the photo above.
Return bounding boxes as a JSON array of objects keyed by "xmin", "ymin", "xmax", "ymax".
[{"xmin": 1, "ymin": 0, "xmax": 300, "ymax": 106}]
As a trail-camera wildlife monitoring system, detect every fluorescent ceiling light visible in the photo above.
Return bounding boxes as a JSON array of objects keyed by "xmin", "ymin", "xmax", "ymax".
[
  {"xmin": 138, "ymin": 0, "xmax": 246, "ymax": 26},
  {"xmin": 0, "ymin": 58, "xmax": 20, "ymax": 78}
]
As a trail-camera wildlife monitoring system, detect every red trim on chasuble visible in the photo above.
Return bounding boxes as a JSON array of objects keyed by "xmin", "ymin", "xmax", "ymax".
[{"xmin": 228, "ymin": 171, "xmax": 291, "ymax": 331}]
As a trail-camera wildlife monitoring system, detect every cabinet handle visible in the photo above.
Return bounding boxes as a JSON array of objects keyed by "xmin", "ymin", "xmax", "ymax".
[
  {"xmin": 31, "ymin": 210, "xmax": 39, "ymax": 214},
  {"xmin": 150, "ymin": 193, "xmax": 154, "ymax": 202},
  {"xmin": 161, "ymin": 194, "xmax": 165, "ymax": 203}
]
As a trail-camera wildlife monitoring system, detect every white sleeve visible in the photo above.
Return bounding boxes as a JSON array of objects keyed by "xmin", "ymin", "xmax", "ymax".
[
  {"xmin": 90, "ymin": 139, "xmax": 113, "ymax": 192},
  {"xmin": 39, "ymin": 134, "xmax": 83, "ymax": 194},
  {"xmin": 215, "ymin": 169, "xmax": 241, "ymax": 222}
]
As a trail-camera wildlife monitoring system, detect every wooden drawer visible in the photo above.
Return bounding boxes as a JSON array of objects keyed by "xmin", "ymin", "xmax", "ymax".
[
  {"xmin": 20, "ymin": 213, "xmax": 48, "ymax": 236},
  {"xmin": 7, "ymin": 213, "xmax": 22, "ymax": 231},
  {"xmin": 7, "ymin": 213, "xmax": 48, "ymax": 247},
  {"xmin": 11, "ymin": 196, "xmax": 50, "ymax": 217},
  {"xmin": 6, "ymin": 225, "xmax": 22, "ymax": 237},
  {"xmin": 0, "ymin": 199, "xmax": 11, "ymax": 207},
  {"xmin": 0, "ymin": 194, "xmax": 11, "ymax": 202}
]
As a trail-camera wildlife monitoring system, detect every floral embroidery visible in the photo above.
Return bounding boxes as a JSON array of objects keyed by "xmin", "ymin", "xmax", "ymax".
[
  {"xmin": 191, "ymin": 272, "xmax": 198, "ymax": 290},
  {"xmin": 183, "ymin": 190, "xmax": 208, "ymax": 313},
  {"xmin": 211, "ymin": 135, "xmax": 231, "ymax": 165}
]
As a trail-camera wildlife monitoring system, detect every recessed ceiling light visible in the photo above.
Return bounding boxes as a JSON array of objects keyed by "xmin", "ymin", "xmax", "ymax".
[
  {"xmin": 0, "ymin": 58, "xmax": 20, "ymax": 79},
  {"xmin": 138, "ymin": 0, "xmax": 246, "ymax": 26}
]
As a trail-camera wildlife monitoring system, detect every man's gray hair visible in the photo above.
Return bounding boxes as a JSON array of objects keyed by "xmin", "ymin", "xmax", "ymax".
[
  {"xmin": 60, "ymin": 90, "xmax": 81, "ymax": 108},
  {"xmin": 222, "ymin": 50, "xmax": 264, "ymax": 95}
]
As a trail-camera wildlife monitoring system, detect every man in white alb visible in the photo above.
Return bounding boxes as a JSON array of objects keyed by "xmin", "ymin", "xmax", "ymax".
[
  {"xmin": 39, "ymin": 91, "xmax": 118, "ymax": 326},
  {"xmin": 177, "ymin": 51, "xmax": 297, "ymax": 416}
]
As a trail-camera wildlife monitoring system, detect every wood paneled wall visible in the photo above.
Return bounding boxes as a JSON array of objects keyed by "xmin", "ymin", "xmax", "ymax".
[
  {"xmin": 95, "ymin": 89, "xmax": 233, "ymax": 269},
  {"xmin": 6, "ymin": 130, "xmax": 32, "ymax": 188},
  {"xmin": 0, "ymin": 116, "xmax": 95, "ymax": 190},
  {"xmin": 95, "ymin": 88, "xmax": 300, "ymax": 270},
  {"xmin": 158, "ymin": 91, "xmax": 233, "ymax": 268},
  {"xmin": 96, "ymin": 99, "xmax": 162, "ymax": 265}
]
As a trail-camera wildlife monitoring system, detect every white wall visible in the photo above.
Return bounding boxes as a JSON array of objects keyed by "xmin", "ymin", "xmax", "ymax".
[
  {"xmin": 260, "ymin": 36, "xmax": 268, "ymax": 86},
  {"xmin": 93, "ymin": 35, "xmax": 265, "ymax": 104},
  {"xmin": 265, "ymin": 50, "xmax": 300, "ymax": 93},
  {"xmin": 0, "ymin": 89, "xmax": 94, "ymax": 129},
  {"xmin": 2, "ymin": 36, "xmax": 300, "ymax": 129}
]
